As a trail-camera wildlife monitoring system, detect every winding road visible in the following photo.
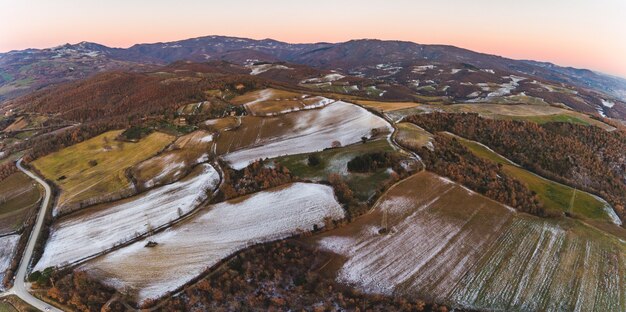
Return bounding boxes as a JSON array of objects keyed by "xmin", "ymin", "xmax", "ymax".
[{"xmin": 0, "ymin": 159, "xmax": 62, "ymax": 311}]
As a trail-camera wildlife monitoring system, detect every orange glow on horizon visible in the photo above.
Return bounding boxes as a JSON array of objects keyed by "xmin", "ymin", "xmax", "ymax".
[{"xmin": 1, "ymin": 0, "xmax": 625, "ymax": 78}]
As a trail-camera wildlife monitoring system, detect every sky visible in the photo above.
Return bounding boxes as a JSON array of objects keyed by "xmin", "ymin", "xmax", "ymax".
[{"xmin": 1, "ymin": 0, "xmax": 625, "ymax": 77}]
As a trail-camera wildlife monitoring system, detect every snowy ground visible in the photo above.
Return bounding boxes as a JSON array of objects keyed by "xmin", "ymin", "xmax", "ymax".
[
  {"xmin": 223, "ymin": 101, "xmax": 392, "ymax": 169},
  {"xmin": 33, "ymin": 164, "xmax": 220, "ymax": 271},
  {"xmin": 301, "ymin": 73, "xmax": 345, "ymax": 84},
  {"xmin": 82, "ymin": 183, "xmax": 344, "ymax": 303},
  {"xmin": 318, "ymin": 171, "xmax": 626, "ymax": 311},
  {"xmin": 246, "ymin": 63, "xmax": 291, "ymax": 75},
  {"xmin": 133, "ymin": 130, "xmax": 214, "ymax": 189},
  {"xmin": 0, "ymin": 234, "xmax": 19, "ymax": 291}
]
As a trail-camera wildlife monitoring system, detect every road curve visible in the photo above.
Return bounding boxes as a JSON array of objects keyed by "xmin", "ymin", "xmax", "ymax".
[{"xmin": 9, "ymin": 159, "xmax": 63, "ymax": 312}]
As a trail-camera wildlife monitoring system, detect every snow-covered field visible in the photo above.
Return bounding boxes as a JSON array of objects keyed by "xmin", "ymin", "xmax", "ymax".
[
  {"xmin": 132, "ymin": 130, "xmax": 214, "ymax": 189},
  {"xmin": 318, "ymin": 171, "xmax": 626, "ymax": 312},
  {"xmin": 82, "ymin": 183, "xmax": 345, "ymax": 303},
  {"xmin": 246, "ymin": 63, "xmax": 291, "ymax": 75},
  {"xmin": 33, "ymin": 164, "xmax": 220, "ymax": 271},
  {"xmin": 0, "ymin": 234, "xmax": 19, "ymax": 290},
  {"xmin": 223, "ymin": 101, "xmax": 392, "ymax": 169}
]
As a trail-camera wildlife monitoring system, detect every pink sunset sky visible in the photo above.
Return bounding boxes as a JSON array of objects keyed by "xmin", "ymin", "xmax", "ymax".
[{"xmin": 1, "ymin": 0, "xmax": 625, "ymax": 77}]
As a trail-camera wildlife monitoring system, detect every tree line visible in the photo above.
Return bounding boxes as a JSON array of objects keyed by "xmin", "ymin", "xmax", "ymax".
[{"xmin": 408, "ymin": 133, "xmax": 544, "ymax": 215}]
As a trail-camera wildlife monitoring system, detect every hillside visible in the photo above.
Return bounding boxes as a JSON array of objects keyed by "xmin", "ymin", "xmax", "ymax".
[{"xmin": 2, "ymin": 36, "xmax": 626, "ymax": 120}]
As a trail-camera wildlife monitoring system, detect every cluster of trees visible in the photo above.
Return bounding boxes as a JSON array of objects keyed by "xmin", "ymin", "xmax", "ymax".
[
  {"xmin": 347, "ymin": 152, "xmax": 395, "ymax": 173},
  {"xmin": 21, "ymin": 122, "xmax": 121, "ymax": 161},
  {"xmin": 413, "ymin": 133, "xmax": 544, "ymax": 215},
  {"xmin": 0, "ymin": 162, "xmax": 17, "ymax": 182},
  {"xmin": 41, "ymin": 269, "xmax": 122, "ymax": 312},
  {"xmin": 9, "ymin": 70, "xmax": 265, "ymax": 125},
  {"xmin": 217, "ymin": 159, "xmax": 295, "ymax": 201},
  {"xmin": 158, "ymin": 240, "xmax": 451, "ymax": 312},
  {"xmin": 405, "ymin": 112, "xmax": 625, "ymax": 223}
]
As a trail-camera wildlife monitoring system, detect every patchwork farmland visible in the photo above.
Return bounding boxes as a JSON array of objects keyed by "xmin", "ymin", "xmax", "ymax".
[
  {"xmin": 130, "ymin": 130, "xmax": 215, "ymax": 190},
  {"xmin": 217, "ymin": 101, "xmax": 393, "ymax": 169},
  {"xmin": 34, "ymin": 164, "xmax": 220, "ymax": 271},
  {"xmin": 32, "ymin": 130, "xmax": 175, "ymax": 216},
  {"xmin": 81, "ymin": 183, "xmax": 345, "ymax": 302}
]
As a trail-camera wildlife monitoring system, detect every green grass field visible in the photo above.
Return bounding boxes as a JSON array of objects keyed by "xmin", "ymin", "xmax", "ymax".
[
  {"xmin": 0, "ymin": 172, "xmax": 42, "ymax": 234},
  {"xmin": 395, "ymin": 122, "xmax": 433, "ymax": 149},
  {"xmin": 496, "ymin": 113, "xmax": 591, "ymax": 125},
  {"xmin": 450, "ymin": 134, "xmax": 615, "ymax": 222},
  {"xmin": 274, "ymin": 139, "xmax": 398, "ymax": 201},
  {"xmin": 32, "ymin": 130, "xmax": 174, "ymax": 215}
]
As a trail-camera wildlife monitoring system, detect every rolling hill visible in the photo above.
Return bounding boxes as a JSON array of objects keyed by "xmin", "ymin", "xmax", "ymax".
[{"xmin": 2, "ymin": 36, "xmax": 626, "ymax": 120}]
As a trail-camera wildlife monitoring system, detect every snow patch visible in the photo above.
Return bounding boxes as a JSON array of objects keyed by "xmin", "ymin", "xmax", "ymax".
[
  {"xmin": 601, "ymin": 99, "xmax": 615, "ymax": 108},
  {"xmin": 223, "ymin": 101, "xmax": 393, "ymax": 169},
  {"xmin": 0, "ymin": 235, "xmax": 19, "ymax": 291}
]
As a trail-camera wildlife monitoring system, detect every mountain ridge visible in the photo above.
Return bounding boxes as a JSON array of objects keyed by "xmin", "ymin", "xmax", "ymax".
[{"xmin": 1, "ymin": 35, "xmax": 626, "ymax": 120}]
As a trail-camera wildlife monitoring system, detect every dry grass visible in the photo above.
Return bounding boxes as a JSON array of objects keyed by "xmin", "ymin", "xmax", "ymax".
[
  {"xmin": 0, "ymin": 172, "xmax": 42, "ymax": 234},
  {"xmin": 131, "ymin": 130, "xmax": 214, "ymax": 189},
  {"xmin": 395, "ymin": 123, "xmax": 433, "ymax": 149},
  {"xmin": 203, "ymin": 116, "xmax": 240, "ymax": 132},
  {"xmin": 356, "ymin": 100, "xmax": 421, "ymax": 112},
  {"xmin": 32, "ymin": 130, "xmax": 175, "ymax": 215},
  {"xmin": 386, "ymin": 103, "xmax": 615, "ymax": 130}
]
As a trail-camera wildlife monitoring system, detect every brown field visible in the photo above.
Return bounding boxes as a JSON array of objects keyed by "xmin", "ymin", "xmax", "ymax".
[
  {"xmin": 130, "ymin": 130, "xmax": 215, "ymax": 189},
  {"xmin": 0, "ymin": 172, "xmax": 42, "ymax": 234},
  {"xmin": 356, "ymin": 100, "xmax": 421, "ymax": 112},
  {"xmin": 312, "ymin": 171, "xmax": 626, "ymax": 311},
  {"xmin": 385, "ymin": 103, "xmax": 615, "ymax": 130},
  {"xmin": 394, "ymin": 122, "xmax": 433, "ymax": 150},
  {"xmin": 230, "ymin": 88, "xmax": 334, "ymax": 116},
  {"xmin": 32, "ymin": 130, "xmax": 175, "ymax": 216},
  {"xmin": 203, "ymin": 116, "xmax": 240, "ymax": 132}
]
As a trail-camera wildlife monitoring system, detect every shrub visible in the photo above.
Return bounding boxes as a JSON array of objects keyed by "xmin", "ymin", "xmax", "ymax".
[{"xmin": 307, "ymin": 154, "xmax": 321, "ymax": 167}]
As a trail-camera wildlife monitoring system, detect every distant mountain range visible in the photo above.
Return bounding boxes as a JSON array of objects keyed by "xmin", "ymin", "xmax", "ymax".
[{"xmin": 1, "ymin": 35, "xmax": 625, "ymax": 119}]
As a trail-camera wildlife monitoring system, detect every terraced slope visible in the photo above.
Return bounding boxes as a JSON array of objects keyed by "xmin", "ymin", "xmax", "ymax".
[
  {"xmin": 316, "ymin": 171, "xmax": 626, "ymax": 311},
  {"xmin": 32, "ymin": 130, "xmax": 175, "ymax": 215}
]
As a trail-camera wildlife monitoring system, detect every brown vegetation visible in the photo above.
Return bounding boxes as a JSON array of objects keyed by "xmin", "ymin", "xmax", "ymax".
[
  {"xmin": 406, "ymin": 112, "xmax": 626, "ymax": 223},
  {"xmin": 405, "ymin": 133, "xmax": 544, "ymax": 215},
  {"xmin": 216, "ymin": 159, "xmax": 296, "ymax": 201},
  {"xmin": 158, "ymin": 240, "xmax": 452, "ymax": 312},
  {"xmin": 0, "ymin": 162, "xmax": 17, "ymax": 182}
]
